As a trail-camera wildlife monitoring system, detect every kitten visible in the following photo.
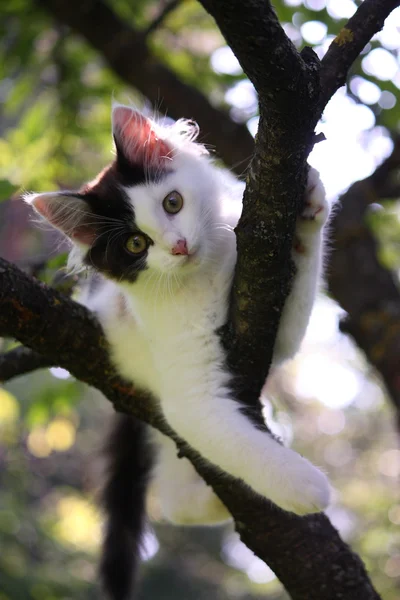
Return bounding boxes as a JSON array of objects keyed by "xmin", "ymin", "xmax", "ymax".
[{"xmin": 24, "ymin": 104, "xmax": 331, "ymax": 600}]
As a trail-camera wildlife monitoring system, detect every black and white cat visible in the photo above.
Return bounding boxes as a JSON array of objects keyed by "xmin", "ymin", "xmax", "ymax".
[{"xmin": 25, "ymin": 104, "xmax": 331, "ymax": 599}]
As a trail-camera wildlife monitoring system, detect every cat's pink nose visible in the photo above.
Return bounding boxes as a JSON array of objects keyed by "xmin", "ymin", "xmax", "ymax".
[{"xmin": 171, "ymin": 239, "xmax": 188, "ymax": 255}]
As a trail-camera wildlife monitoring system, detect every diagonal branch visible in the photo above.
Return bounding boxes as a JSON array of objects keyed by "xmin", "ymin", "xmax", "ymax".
[
  {"xmin": 34, "ymin": 0, "xmax": 254, "ymax": 175},
  {"xmin": 319, "ymin": 0, "xmax": 400, "ymax": 111},
  {"xmin": 0, "ymin": 256, "xmax": 381, "ymax": 600},
  {"xmin": 0, "ymin": 346, "xmax": 53, "ymax": 382}
]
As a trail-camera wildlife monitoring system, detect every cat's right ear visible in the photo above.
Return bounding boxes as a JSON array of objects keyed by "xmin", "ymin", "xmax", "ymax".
[
  {"xmin": 112, "ymin": 105, "xmax": 172, "ymax": 169},
  {"xmin": 23, "ymin": 191, "xmax": 96, "ymax": 246}
]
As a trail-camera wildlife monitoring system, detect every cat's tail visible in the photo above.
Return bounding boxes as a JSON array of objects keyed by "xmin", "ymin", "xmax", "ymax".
[{"xmin": 100, "ymin": 414, "xmax": 153, "ymax": 600}]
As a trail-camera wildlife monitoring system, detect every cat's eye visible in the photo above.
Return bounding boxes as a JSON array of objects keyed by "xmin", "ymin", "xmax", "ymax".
[
  {"xmin": 125, "ymin": 234, "xmax": 147, "ymax": 255},
  {"xmin": 163, "ymin": 191, "xmax": 183, "ymax": 215}
]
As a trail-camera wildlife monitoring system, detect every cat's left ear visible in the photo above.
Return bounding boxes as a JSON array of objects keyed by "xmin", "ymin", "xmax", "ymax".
[
  {"xmin": 112, "ymin": 104, "xmax": 173, "ymax": 169},
  {"xmin": 24, "ymin": 191, "xmax": 96, "ymax": 246}
]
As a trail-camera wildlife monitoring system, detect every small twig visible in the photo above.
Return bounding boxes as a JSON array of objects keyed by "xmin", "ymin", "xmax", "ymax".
[
  {"xmin": 144, "ymin": 0, "xmax": 181, "ymax": 36},
  {"xmin": 0, "ymin": 347, "xmax": 53, "ymax": 382},
  {"xmin": 313, "ymin": 132, "xmax": 326, "ymax": 144}
]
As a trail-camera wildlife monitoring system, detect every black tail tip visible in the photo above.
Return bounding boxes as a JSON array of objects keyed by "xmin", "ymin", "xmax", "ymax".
[{"xmin": 100, "ymin": 528, "xmax": 139, "ymax": 600}]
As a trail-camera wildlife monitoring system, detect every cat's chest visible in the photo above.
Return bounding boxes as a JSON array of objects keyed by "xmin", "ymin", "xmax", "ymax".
[
  {"xmin": 136, "ymin": 283, "xmax": 224, "ymax": 352},
  {"xmin": 106, "ymin": 280, "xmax": 227, "ymax": 398}
]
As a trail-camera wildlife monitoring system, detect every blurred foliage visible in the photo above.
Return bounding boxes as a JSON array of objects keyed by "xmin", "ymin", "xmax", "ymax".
[
  {"xmin": 0, "ymin": 181, "xmax": 19, "ymax": 202},
  {"xmin": 368, "ymin": 202, "xmax": 400, "ymax": 272},
  {"xmin": 1, "ymin": 0, "xmax": 400, "ymax": 598},
  {"xmin": 0, "ymin": 0, "xmax": 399, "ymax": 192}
]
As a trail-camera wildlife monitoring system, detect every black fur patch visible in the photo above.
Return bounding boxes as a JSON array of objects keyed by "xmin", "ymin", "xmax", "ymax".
[
  {"xmin": 72, "ymin": 144, "xmax": 173, "ymax": 283},
  {"xmin": 100, "ymin": 415, "xmax": 153, "ymax": 600},
  {"xmin": 114, "ymin": 136, "xmax": 161, "ymax": 187},
  {"xmin": 75, "ymin": 161, "xmax": 155, "ymax": 283}
]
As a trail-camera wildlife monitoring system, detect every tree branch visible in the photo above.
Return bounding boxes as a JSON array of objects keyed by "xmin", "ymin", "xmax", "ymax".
[
  {"xmin": 196, "ymin": 0, "xmax": 321, "ymax": 408},
  {"xmin": 196, "ymin": 0, "xmax": 398, "ymax": 410},
  {"xmin": 328, "ymin": 137, "xmax": 400, "ymax": 430},
  {"xmin": 198, "ymin": 0, "xmax": 316, "ymax": 99},
  {"xmin": 0, "ymin": 256, "xmax": 381, "ymax": 600},
  {"xmin": 0, "ymin": 346, "xmax": 53, "ymax": 382},
  {"xmin": 319, "ymin": 0, "xmax": 400, "ymax": 111},
  {"xmin": 34, "ymin": 0, "xmax": 254, "ymax": 175}
]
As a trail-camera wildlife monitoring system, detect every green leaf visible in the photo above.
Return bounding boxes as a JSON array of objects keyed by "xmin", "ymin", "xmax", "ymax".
[{"xmin": 0, "ymin": 179, "xmax": 19, "ymax": 201}]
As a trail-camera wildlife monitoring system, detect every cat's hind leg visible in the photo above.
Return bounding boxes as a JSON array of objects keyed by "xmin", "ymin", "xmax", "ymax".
[{"xmin": 151, "ymin": 431, "xmax": 230, "ymax": 526}]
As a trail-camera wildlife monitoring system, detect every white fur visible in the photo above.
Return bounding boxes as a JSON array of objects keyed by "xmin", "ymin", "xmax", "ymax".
[
  {"xmin": 151, "ymin": 431, "xmax": 230, "ymax": 525},
  {"xmin": 87, "ymin": 164, "xmax": 330, "ymax": 517},
  {"xmin": 28, "ymin": 110, "xmax": 332, "ymax": 521}
]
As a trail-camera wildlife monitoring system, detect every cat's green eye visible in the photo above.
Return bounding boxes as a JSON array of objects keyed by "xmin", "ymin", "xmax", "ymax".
[
  {"xmin": 126, "ymin": 234, "xmax": 147, "ymax": 255},
  {"xmin": 163, "ymin": 191, "xmax": 184, "ymax": 215}
]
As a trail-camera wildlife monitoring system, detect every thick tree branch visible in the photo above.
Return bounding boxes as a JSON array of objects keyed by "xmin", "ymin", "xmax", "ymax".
[
  {"xmin": 0, "ymin": 257, "xmax": 381, "ymax": 600},
  {"xmin": 0, "ymin": 346, "xmax": 52, "ymax": 382},
  {"xmin": 319, "ymin": 0, "xmax": 400, "ymax": 110},
  {"xmin": 196, "ymin": 0, "xmax": 398, "ymax": 410},
  {"xmin": 328, "ymin": 137, "xmax": 400, "ymax": 429},
  {"xmin": 34, "ymin": 0, "xmax": 254, "ymax": 176},
  {"xmin": 198, "ymin": 0, "xmax": 316, "ymax": 99},
  {"xmin": 196, "ymin": 0, "xmax": 321, "ymax": 408}
]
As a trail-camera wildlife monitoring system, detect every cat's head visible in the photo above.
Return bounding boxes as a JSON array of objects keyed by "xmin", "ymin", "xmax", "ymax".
[{"xmin": 24, "ymin": 104, "xmax": 229, "ymax": 285}]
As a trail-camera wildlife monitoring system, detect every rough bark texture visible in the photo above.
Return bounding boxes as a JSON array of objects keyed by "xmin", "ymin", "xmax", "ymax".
[
  {"xmin": 2, "ymin": 0, "xmax": 399, "ymax": 598},
  {"xmin": 319, "ymin": 0, "xmax": 400, "ymax": 110},
  {"xmin": 198, "ymin": 0, "xmax": 321, "ymax": 409}
]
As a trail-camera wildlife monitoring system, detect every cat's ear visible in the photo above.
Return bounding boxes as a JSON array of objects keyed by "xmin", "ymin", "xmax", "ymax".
[
  {"xmin": 112, "ymin": 105, "xmax": 172, "ymax": 168},
  {"xmin": 23, "ymin": 191, "xmax": 96, "ymax": 246}
]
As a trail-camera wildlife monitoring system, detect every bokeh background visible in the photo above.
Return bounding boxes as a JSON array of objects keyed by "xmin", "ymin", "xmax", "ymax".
[{"xmin": 1, "ymin": 0, "xmax": 400, "ymax": 598}]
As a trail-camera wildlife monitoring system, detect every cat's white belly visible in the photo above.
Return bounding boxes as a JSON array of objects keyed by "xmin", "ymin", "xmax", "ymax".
[{"xmin": 102, "ymin": 278, "xmax": 229, "ymax": 402}]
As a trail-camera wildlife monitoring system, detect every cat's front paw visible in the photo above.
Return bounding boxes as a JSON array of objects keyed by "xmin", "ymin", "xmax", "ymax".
[
  {"xmin": 267, "ymin": 451, "xmax": 331, "ymax": 515},
  {"xmin": 294, "ymin": 168, "xmax": 330, "ymax": 253}
]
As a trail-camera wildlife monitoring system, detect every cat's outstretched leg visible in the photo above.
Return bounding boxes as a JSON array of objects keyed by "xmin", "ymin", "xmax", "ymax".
[
  {"xmin": 160, "ymin": 372, "xmax": 331, "ymax": 516},
  {"xmin": 152, "ymin": 431, "xmax": 230, "ymax": 525},
  {"xmin": 273, "ymin": 167, "xmax": 330, "ymax": 365}
]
